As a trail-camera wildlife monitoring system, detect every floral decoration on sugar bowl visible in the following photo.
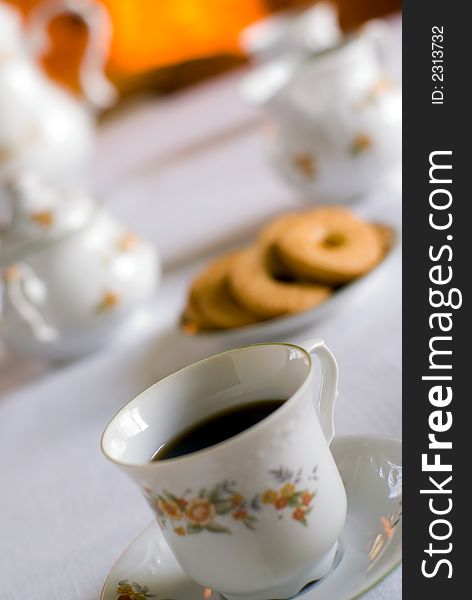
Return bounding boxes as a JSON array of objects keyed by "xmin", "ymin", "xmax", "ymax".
[{"xmin": 143, "ymin": 466, "xmax": 318, "ymax": 536}]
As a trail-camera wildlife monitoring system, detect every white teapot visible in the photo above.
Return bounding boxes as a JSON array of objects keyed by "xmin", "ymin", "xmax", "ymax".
[
  {"xmin": 0, "ymin": 0, "xmax": 116, "ymax": 179},
  {"xmin": 0, "ymin": 173, "xmax": 159, "ymax": 359},
  {"xmin": 241, "ymin": 22, "xmax": 402, "ymax": 203}
]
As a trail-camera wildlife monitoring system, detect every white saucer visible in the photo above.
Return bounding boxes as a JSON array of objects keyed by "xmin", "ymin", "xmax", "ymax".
[{"xmin": 101, "ymin": 435, "xmax": 402, "ymax": 600}]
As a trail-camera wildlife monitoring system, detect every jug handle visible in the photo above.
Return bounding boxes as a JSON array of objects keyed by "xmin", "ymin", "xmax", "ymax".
[
  {"xmin": 26, "ymin": 0, "xmax": 117, "ymax": 109},
  {"xmin": 299, "ymin": 339, "xmax": 338, "ymax": 445}
]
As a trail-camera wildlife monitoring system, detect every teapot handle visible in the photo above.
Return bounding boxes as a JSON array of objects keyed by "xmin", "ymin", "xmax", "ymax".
[{"xmin": 26, "ymin": 0, "xmax": 116, "ymax": 109}]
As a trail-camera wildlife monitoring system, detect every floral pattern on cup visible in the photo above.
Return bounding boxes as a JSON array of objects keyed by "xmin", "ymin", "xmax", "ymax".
[
  {"xmin": 115, "ymin": 579, "xmax": 160, "ymax": 599},
  {"xmin": 262, "ymin": 482, "xmax": 315, "ymax": 527},
  {"xmin": 144, "ymin": 481, "xmax": 256, "ymax": 535},
  {"xmin": 143, "ymin": 466, "xmax": 317, "ymax": 535}
]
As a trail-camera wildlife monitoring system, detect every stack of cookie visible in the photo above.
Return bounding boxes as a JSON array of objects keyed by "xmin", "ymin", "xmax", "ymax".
[{"xmin": 182, "ymin": 206, "xmax": 392, "ymax": 333}]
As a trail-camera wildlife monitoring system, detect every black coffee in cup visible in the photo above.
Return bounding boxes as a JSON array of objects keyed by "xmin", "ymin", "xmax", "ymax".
[{"xmin": 150, "ymin": 399, "xmax": 285, "ymax": 461}]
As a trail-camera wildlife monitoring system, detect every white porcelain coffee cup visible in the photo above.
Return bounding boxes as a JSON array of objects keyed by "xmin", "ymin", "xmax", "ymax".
[{"xmin": 101, "ymin": 339, "xmax": 347, "ymax": 600}]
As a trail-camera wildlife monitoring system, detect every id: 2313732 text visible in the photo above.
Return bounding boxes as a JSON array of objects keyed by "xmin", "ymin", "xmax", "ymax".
[{"xmin": 432, "ymin": 26, "xmax": 445, "ymax": 105}]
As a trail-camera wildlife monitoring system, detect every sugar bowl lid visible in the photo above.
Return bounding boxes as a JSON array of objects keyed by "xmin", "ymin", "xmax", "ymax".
[{"xmin": 0, "ymin": 172, "xmax": 98, "ymax": 267}]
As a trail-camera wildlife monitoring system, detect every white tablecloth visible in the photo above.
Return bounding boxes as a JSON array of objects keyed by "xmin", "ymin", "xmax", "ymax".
[{"xmin": 0, "ymin": 20, "xmax": 402, "ymax": 600}]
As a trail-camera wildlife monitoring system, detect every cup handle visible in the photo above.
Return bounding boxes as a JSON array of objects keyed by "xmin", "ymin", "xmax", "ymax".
[
  {"xmin": 26, "ymin": 0, "xmax": 116, "ymax": 109},
  {"xmin": 299, "ymin": 339, "xmax": 338, "ymax": 445}
]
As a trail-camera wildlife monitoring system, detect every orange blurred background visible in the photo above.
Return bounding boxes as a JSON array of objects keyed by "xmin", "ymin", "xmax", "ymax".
[{"xmin": 6, "ymin": 0, "xmax": 401, "ymax": 97}]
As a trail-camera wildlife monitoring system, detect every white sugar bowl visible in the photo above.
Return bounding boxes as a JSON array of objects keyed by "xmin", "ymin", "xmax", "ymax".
[
  {"xmin": 241, "ymin": 22, "xmax": 402, "ymax": 203},
  {"xmin": 0, "ymin": 173, "xmax": 160, "ymax": 359}
]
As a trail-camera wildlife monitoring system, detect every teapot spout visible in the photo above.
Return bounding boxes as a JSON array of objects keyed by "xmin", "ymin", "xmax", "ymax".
[{"xmin": 239, "ymin": 55, "xmax": 300, "ymax": 110}]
